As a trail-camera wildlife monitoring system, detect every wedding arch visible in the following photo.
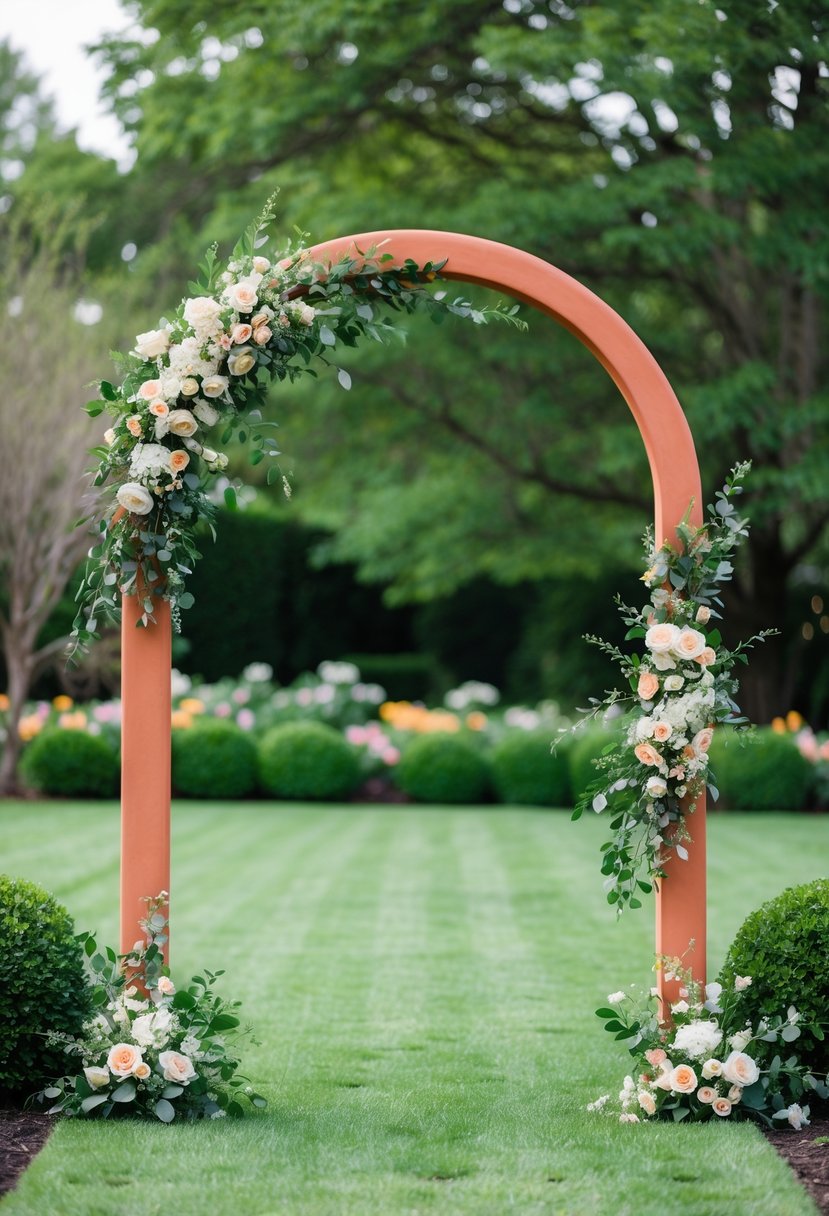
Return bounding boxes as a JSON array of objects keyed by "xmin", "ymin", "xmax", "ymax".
[{"xmin": 118, "ymin": 229, "xmax": 706, "ymax": 1003}]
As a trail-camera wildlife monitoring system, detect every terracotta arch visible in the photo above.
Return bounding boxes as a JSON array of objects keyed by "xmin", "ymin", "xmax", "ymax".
[{"xmin": 120, "ymin": 230, "xmax": 705, "ymax": 1003}]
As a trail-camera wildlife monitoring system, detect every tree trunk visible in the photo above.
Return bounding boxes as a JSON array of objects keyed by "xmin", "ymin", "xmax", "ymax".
[
  {"xmin": 0, "ymin": 636, "xmax": 34, "ymax": 795},
  {"xmin": 725, "ymin": 529, "xmax": 794, "ymax": 726}
]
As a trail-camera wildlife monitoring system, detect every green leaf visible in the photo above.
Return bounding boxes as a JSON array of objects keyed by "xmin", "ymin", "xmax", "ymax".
[
  {"xmin": 319, "ymin": 324, "xmax": 336, "ymax": 347},
  {"xmin": 224, "ymin": 486, "xmax": 237, "ymax": 511},
  {"xmin": 111, "ymin": 1080, "xmax": 136, "ymax": 1103},
  {"xmin": 178, "ymin": 592, "xmax": 195, "ymax": 610},
  {"xmin": 172, "ymin": 990, "xmax": 198, "ymax": 1010},
  {"xmin": 154, "ymin": 1098, "xmax": 176, "ymax": 1123},
  {"xmin": 161, "ymin": 1084, "xmax": 184, "ymax": 1099},
  {"xmin": 337, "ymin": 368, "xmax": 352, "ymax": 390},
  {"xmin": 209, "ymin": 1013, "xmax": 241, "ymax": 1032},
  {"xmin": 100, "ymin": 380, "xmax": 117, "ymax": 401},
  {"xmin": 81, "ymin": 1094, "xmax": 109, "ymax": 1113}
]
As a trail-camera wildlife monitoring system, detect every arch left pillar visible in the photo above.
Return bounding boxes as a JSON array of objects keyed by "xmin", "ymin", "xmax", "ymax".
[{"xmin": 120, "ymin": 593, "xmax": 171, "ymax": 957}]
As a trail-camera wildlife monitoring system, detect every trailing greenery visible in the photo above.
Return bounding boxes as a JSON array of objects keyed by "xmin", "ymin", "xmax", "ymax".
[
  {"xmin": 567, "ymin": 724, "xmax": 625, "ymax": 804},
  {"xmin": 397, "ymin": 734, "xmax": 492, "ymax": 804},
  {"xmin": 19, "ymin": 729, "xmax": 119, "ymax": 798},
  {"xmin": 719, "ymin": 878, "xmax": 829, "ymax": 1075},
  {"xmin": 0, "ymin": 876, "xmax": 91, "ymax": 1099},
  {"xmin": 491, "ymin": 730, "xmax": 572, "ymax": 807},
  {"xmin": 172, "ymin": 719, "xmax": 259, "ymax": 800},
  {"xmin": 709, "ymin": 728, "xmax": 814, "ymax": 812},
  {"xmin": 258, "ymin": 721, "xmax": 361, "ymax": 801}
]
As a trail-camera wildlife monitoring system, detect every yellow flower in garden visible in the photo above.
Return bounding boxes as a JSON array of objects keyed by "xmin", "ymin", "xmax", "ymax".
[
  {"xmin": 59, "ymin": 711, "xmax": 88, "ymax": 730},
  {"xmin": 0, "ymin": 693, "xmax": 9, "ymax": 711},
  {"xmin": 771, "ymin": 717, "xmax": 786, "ymax": 734},
  {"xmin": 171, "ymin": 710, "xmax": 194, "ymax": 730},
  {"xmin": 18, "ymin": 714, "xmax": 43, "ymax": 741},
  {"xmin": 52, "ymin": 695, "xmax": 74, "ymax": 711},
  {"xmin": 785, "ymin": 710, "xmax": 804, "ymax": 732},
  {"xmin": 423, "ymin": 711, "xmax": 460, "ymax": 734},
  {"xmin": 466, "ymin": 712, "xmax": 488, "ymax": 731},
  {"xmin": 179, "ymin": 697, "xmax": 205, "ymax": 714}
]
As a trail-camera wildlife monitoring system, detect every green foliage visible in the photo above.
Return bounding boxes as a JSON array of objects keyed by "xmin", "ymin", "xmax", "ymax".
[
  {"xmin": 172, "ymin": 720, "xmax": 258, "ymax": 800},
  {"xmin": 719, "ymin": 879, "xmax": 829, "ymax": 1074},
  {"xmin": 0, "ymin": 876, "xmax": 91, "ymax": 1098},
  {"xmin": 19, "ymin": 730, "xmax": 119, "ymax": 798},
  {"xmin": 397, "ymin": 734, "xmax": 491, "ymax": 805},
  {"xmin": 341, "ymin": 653, "xmax": 435, "ymax": 702},
  {"xmin": 258, "ymin": 722, "xmax": 361, "ymax": 801},
  {"xmin": 568, "ymin": 725, "xmax": 624, "ymax": 804},
  {"xmin": 491, "ymin": 731, "xmax": 572, "ymax": 807},
  {"xmin": 709, "ymin": 728, "xmax": 814, "ymax": 811}
]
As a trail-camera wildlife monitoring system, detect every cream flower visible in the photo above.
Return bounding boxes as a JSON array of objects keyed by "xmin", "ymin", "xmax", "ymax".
[
  {"xmin": 138, "ymin": 379, "xmax": 164, "ymax": 401},
  {"xmin": 645, "ymin": 623, "xmax": 681, "ymax": 654},
  {"xmin": 170, "ymin": 450, "xmax": 190, "ymax": 474},
  {"xmin": 695, "ymin": 605, "xmax": 711, "ymax": 624},
  {"xmin": 734, "ymin": 975, "xmax": 752, "ymax": 992},
  {"xmin": 230, "ymin": 322, "xmax": 252, "ymax": 344},
  {"xmin": 638, "ymin": 1091, "xmax": 657, "ymax": 1115},
  {"xmin": 158, "ymin": 1050, "xmax": 197, "ymax": 1085},
  {"xmin": 646, "ymin": 775, "xmax": 667, "ymax": 798},
  {"xmin": 84, "ymin": 1065, "xmax": 110, "ymax": 1090},
  {"xmin": 673, "ymin": 627, "xmax": 707, "ymax": 660},
  {"xmin": 134, "ymin": 328, "xmax": 171, "ymax": 360},
  {"xmin": 228, "ymin": 347, "xmax": 256, "ymax": 376},
  {"xmin": 712, "ymin": 1097, "xmax": 732, "ymax": 1117},
  {"xmin": 133, "ymin": 1061, "xmax": 151, "ymax": 1080},
  {"xmin": 192, "ymin": 398, "xmax": 220, "ymax": 426},
  {"xmin": 156, "ymin": 975, "xmax": 176, "ymax": 996},
  {"xmin": 728, "ymin": 1028, "xmax": 753, "ymax": 1052},
  {"xmin": 696, "ymin": 647, "xmax": 717, "ymax": 666},
  {"xmin": 701, "ymin": 1059, "xmax": 723, "ymax": 1079},
  {"xmin": 298, "ymin": 303, "xmax": 316, "ymax": 325},
  {"xmin": 225, "ymin": 280, "xmax": 258, "ymax": 312},
  {"xmin": 167, "ymin": 409, "xmax": 199, "ymax": 437},
  {"xmin": 721, "ymin": 1051, "xmax": 760, "ymax": 1087},
  {"xmin": 183, "ymin": 295, "xmax": 223, "ymax": 336},
  {"xmin": 116, "ymin": 483, "xmax": 155, "ymax": 515},
  {"xmin": 691, "ymin": 728, "xmax": 714, "ymax": 755},
  {"xmin": 664, "ymin": 674, "xmax": 685, "ymax": 692},
  {"xmin": 697, "ymin": 1086, "xmax": 717, "ymax": 1104},
  {"xmin": 651, "ymin": 651, "xmax": 677, "ymax": 671},
  {"xmin": 201, "ymin": 375, "xmax": 229, "ymax": 398},
  {"xmin": 180, "ymin": 377, "xmax": 200, "ymax": 397}
]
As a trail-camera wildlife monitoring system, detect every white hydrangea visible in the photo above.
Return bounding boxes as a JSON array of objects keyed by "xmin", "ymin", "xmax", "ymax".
[
  {"xmin": 168, "ymin": 336, "xmax": 220, "ymax": 380},
  {"xmin": 130, "ymin": 443, "xmax": 173, "ymax": 481},
  {"xmin": 671, "ymin": 1019, "xmax": 723, "ymax": 1060}
]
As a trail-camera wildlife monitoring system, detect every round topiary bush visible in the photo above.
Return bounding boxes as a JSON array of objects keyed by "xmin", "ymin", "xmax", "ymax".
[
  {"xmin": 0, "ymin": 876, "xmax": 92, "ymax": 1099},
  {"xmin": 491, "ymin": 730, "xmax": 572, "ymax": 807},
  {"xmin": 719, "ymin": 878, "xmax": 829, "ymax": 1074},
  {"xmin": 567, "ymin": 723, "xmax": 623, "ymax": 802},
  {"xmin": 172, "ymin": 719, "xmax": 259, "ymax": 799},
  {"xmin": 708, "ymin": 727, "xmax": 814, "ymax": 810},
  {"xmin": 259, "ymin": 721, "xmax": 361, "ymax": 800},
  {"xmin": 19, "ymin": 729, "xmax": 119, "ymax": 798},
  {"xmin": 396, "ymin": 733, "xmax": 492, "ymax": 804}
]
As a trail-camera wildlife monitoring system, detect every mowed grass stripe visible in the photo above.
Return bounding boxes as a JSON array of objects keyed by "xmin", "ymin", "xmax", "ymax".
[{"xmin": 1, "ymin": 805, "xmax": 822, "ymax": 1216}]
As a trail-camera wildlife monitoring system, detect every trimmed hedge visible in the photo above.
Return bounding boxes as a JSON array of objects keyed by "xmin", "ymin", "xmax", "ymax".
[
  {"xmin": 259, "ymin": 721, "xmax": 361, "ymax": 801},
  {"xmin": 397, "ymin": 734, "xmax": 492, "ymax": 804},
  {"xmin": 0, "ymin": 876, "xmax": 91, "ymax": 1099},
  {"xmin": 719, "ymin": 878, "xmax": 829, "ymax": 1074},
  {"xmin": 491, "ymin": 731, "xmax": 572, "ymax": 807},
  {"xmin": 709, "ymin": 727, "xmax": 814, "ymax": 811},
  {"xmin": 172, "ymin": 720, "xmax": 259, "ymax": 799},
  {"xmin": 19, "ymin": 729, "xmax": 119, "ymax": 798}
]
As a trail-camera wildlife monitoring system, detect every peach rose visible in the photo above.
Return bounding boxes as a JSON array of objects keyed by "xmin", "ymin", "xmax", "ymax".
[
  {"xmin": 250, "ymin": 308, "xmax": 273, "ymax": 329},
  {"xmin": 697, "ymin": 1086, "xmax": 717, "ymax": 1104},
  {"xmin": 107, "ymin": 1042, "xmax": 144, "ymax": 1077},
  {"xmin": 654, "ymin": 1062, "xmax": 675, "ymax": 1091},
  {"xmin": 668, "ymin": 1064, "xmax": 697, "ymax": 1094},
  {"xmin": 695, "ymin": 647, "xmax": 717, "ymax": 666},
  {"xmin": 169, "ymin": 450, "xmax": 190, "ymax": 473},
  {"xmin": 634, "ymin": 742, "xmax": 662, "ymax": 767},
  {"xmin": 138, "ymin": 379, "xmax": 164, "ymax": 400},
  {"xmin": 652, "ymin": 721, "xmax": 673, "ymax": 743},
  {"xmin": 695, "ymin": 605, "xmax": 711, "ymax": 624},
  {"xmin": 167, "ymin": 409, "xmax": 199, "ymax": 437},
  {"xmin": 645, "ymin": 622, "xmax": 681, "ymax": 653},
  {"xmin": 133, "ymin": 1061, "xmax": 151, "ymax": 1080},
  {"xmin": 674, "ymin": 627, "xmax": 707, "ymax": 660},
  {"xmin": 230, "ymin": 323, "xmax": 252, "ymax": 344},
  {"xmin": 712, "ymin": 1097, "xmax": 732, "ymax": 1117},
  {"xmin": 645, "ymin": 1048, "xmax": 667, "ymax": 1067},
  {"xmin": 158, "ymin": 1051, "xmax": 197, "ymax": 1085},
  {"xmin": 226, "ymin": 281, "xmax": 258, "ymax": 313},
  {"xmin": 638, "ymin": 1091, "xmax": 657, "ymax": 1116},
  {"xmin": 691, "ymin": 728, "xmax": 714, "ymax": 755},
  {"xmin": 149, "ymin": 400, "xmax": 169, "ymax": 418},
  {"xmin": 126, "ymin": 415, "xmax": 143, "ymax": 437},
  {"xmin": 253, "ymin": 325, "xmax": 272, "ymax": 346},
  {"xmin": 721, "ymin": 1051, "xmax": 759, "ymax": 1087},
  {"xmin": 156, "ymin": 975, "xmax": 176, "ymax": 996},
  {"xmin": 637, "ymin": 671, "xmax": 660, "ymax": 700}
]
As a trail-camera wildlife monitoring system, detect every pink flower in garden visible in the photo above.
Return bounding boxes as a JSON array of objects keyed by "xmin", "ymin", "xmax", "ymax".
[
  {"xmin": 232, "ymin": 688, "xmax": 250, "ymax": 705},
  {"xmin": 383, "ymin": 748, "xmax": 400, "ymax": 766},
  {"xmin": 236, "ymin": 708, "xmax": 255, "ymax": 731},
  {"xmin": 346, "ymin": 726, "xmax": 368, "ymax": 745},
  {"xmin": 214, "ymin": 702, "xmax": 232, "ymax": 718}
]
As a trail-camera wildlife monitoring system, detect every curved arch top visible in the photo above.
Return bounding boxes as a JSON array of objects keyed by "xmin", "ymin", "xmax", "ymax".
[{"xmin": 310, "ymin": 230, "xmax": 703, "ymax": 544}]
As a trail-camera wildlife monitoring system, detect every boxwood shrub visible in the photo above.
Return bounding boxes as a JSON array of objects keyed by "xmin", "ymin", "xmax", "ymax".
[
  {"xmin": 719, "ymin": 878, "xmax": 829, "ymax": 1073},
  {"xmin": 19, "ymin": 729, "xmax": 119, "ymax": 798},
  {"xmin": 491, "ymin": 730, "xmax": 572, "ymax": 807},
  {"xmin": 709, "ymin": 727, "xmax": 814, "ymax": 811},
  {"xmin": 172, "ymin": 719, "xmax": 259, "ymax": 799},
  {"xmin": 0, "ymin": 876, "xmax": 91, "ymax": 1099},
  {"xmin": 397, "ymin": 734, "xmax": 492, "ymax": 804},
  {"xmin": 259, "ymin": 721, "xmax": 361, "ymax": 801}
]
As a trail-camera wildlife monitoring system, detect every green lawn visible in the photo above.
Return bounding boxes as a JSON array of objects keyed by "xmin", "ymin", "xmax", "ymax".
[{"xmin": 1, "ymin": 802, "xmax": 825, "ymax": 1216}]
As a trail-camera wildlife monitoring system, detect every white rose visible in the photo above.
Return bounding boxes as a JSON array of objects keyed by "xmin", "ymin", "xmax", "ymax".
[
  {"xmin": 183, "ymin": 296, "xmax": 223, "ymax": 335},
  {"xmin": 192, "ymin": 398, "xmax": 220, "ymax": 426},
  {"xmin": 701, "ymin": 1058, "xmax": 723, "ymax": 1079},
  {"xmin": 645, "ymin": 622, "xmax": 681, "ymax": 654},
  {"xmin": 728, "ymin": 1028, "xmax": 753, "ymax": 1052},
  {"xmin": 158, "ymin": 1050, "xmax": 197, "ymax": 1085},
  {"xmin": 664, "ymin": 674, "xmax": 684, "ymax": 692},
  {"xmin": 84, "ymin": 1065, "xmax": 110, "ymax": 1090},
  {"xmin": 298, "ymin": 303, "xmax": 316, "ymax": 325},
  {"xmin": 104, "ymin": 428, "xmax": 116, "ymax": 446},
  {"xmin": 228, "ymin": 346, "xmax": 256, "ymax": 376},
  {"xmin": 156, "ymin": 975, "xmax": 176, "ymax": 996},
  {"xmin": 167, "ymin": 409, "xmax": 199, "ymax": 437},
  {"xmin": 651, "ymin": 651, "xmax": 677, "ymax": 671},
  {"xmin": 134, "ymin": 328, "xmax": 170, "ymax": 359},
  {"xmin": 201, "ymin": 375, "xmax": 229, "ymax": 398},
  {"xmin": 646, "ymin": 776, "xmax": 667, "ymax": 798},
  {"xmin": 180, "ymin": 377, "xmax": 200, "ymax": 396},
  {"xmin": 252, "ymin": 256, "xmax": 271, "ymax": 273},
  {"xmin": 721, "ymin": 1051, "xmax": 760, "ymax": 1087},
  {"xmin": 673, "ymin": 627, "xmax": 707, "ymax": 661},
  {"xmin": 695, "ymin": 605, "xmax": 711, "ymax": 624},
  {"xmin": 116, "ymin": 482, "xmax": 155, "ymax": 515},
  {"xmin": 225, "ymin": 280, "xmax": 258, "ymax": 313},
  {"xmin": 131, "ymin": 1006, "xmax": 174, "ymax": 1048}
]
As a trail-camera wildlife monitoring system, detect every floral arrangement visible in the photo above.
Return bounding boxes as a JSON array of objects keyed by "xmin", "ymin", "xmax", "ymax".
[
  {"xmin": 37, "ymin": 895, "xmax": 265, "ymax": 1121},
  {"xmin": 570, "ymin": 463, "xmax": 774, "ymax": 912},
  {"xmin": 589, "ymin": 956, "xmax": 829, "ymax": 1127},
  {"xmin": 72, "ymin": 196, "xmax": 523, "ymax": 650}
]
